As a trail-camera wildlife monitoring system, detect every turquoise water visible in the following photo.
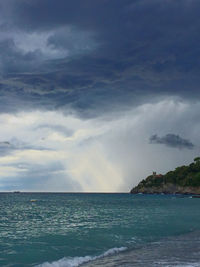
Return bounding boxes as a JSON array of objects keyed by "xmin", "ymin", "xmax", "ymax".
[{"xmin": 0, "ymin": 193, "xmax": 200, "ymax": 266}]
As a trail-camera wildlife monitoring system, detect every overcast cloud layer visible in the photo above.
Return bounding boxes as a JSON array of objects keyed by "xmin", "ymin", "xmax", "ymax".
[{"xmin": 0, "ymin": 0, "xmax": 199, "ymax": 191}]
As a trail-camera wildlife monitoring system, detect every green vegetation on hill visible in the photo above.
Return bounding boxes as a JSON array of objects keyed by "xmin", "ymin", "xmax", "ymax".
[{"xmin": 135, "ymin": 157, "xmax": 200, "ymax": 190}]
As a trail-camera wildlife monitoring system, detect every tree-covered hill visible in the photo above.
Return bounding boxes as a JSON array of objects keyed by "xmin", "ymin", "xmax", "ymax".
[{"xmin": 130, "ymin": 157, "xmax": 200, "ymax": 194}]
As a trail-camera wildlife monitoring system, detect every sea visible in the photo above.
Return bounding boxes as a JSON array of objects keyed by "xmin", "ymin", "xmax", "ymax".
[{"xmin": 0, "ymin": 193, "xmax": 200, "ymax": 267}]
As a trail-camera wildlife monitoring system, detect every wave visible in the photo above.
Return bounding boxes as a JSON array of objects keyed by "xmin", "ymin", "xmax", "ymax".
[{"xmin": 36, "ymin": 246, "xmax": 127, "ymax": 267}]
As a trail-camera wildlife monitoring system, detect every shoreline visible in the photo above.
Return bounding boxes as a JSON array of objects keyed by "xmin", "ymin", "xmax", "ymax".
[
  {"xmin": 131, "ymin": 192, "xmax": 200, "ymax": 198},
  {"xmin": 82, "ymin": 230, "xmax": 200, "ymax": 267}
]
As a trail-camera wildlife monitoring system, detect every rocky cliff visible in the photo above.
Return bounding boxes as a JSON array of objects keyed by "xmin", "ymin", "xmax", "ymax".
[{"xmin": 130, "ymin": 183, "xmax": 200, "ymax": 194}]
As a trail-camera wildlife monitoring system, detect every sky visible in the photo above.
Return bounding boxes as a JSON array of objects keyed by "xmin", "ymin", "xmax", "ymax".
[{"xmin": 0, "ymin": 0, "xmax": 200, "ymax": 192}]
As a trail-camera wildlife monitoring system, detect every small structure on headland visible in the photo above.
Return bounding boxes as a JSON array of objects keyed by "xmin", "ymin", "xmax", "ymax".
[{"xmin": 152, "ymin": 171, "xmax": 163, "ymax": 178}]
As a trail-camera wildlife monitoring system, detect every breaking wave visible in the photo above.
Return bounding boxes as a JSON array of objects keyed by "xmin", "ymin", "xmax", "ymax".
[{"xmin": 36, "ymin": 247, "xmax": 127, "ymax": 267}]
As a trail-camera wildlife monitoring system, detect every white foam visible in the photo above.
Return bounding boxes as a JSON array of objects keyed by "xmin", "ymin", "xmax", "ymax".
[{"xmin": 36, "ymin": 247, "xmax": 127, "ymax": 267}]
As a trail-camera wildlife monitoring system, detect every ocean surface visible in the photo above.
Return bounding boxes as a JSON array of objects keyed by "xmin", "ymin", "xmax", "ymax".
[{"xmin": 0, "ymin": 193, "xmax": 200, "ymax": 267}]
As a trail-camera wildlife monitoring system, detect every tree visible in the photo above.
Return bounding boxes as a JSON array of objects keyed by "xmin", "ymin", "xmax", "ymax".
[{"xmin": 194, "ymin": 157, "xmax": 200, "ymax": 162}]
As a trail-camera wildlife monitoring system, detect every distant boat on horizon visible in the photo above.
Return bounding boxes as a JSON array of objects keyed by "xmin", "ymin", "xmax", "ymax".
[{"xmin": 13, "ymin": 191, "xmax": 21, "ymax": 193}]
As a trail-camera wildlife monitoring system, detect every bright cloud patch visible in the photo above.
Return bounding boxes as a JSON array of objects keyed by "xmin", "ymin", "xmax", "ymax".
[
  {"xmin": 0, "ymin": 98, "xmax": 199, "ymax": 192},
  {"xmin": 0, "ymin": 110, "xmax": 123, "ymax": 192}
]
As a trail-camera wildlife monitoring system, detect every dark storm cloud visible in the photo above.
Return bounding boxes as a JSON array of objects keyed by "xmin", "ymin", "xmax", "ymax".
[
  {"xmin": 149, "ymin": 134, "xmax": 194, "ymax": 149},
  {"xmin": 0, "ymin": 0, "xmax": 200, "ymax": 114},
  {"xmin": 0, "ymin": 38, "xmax": 41, "ymax": 74},
  {"xmin": 47, "ymin": 26, "xmax": 97, "ymax": 54}
]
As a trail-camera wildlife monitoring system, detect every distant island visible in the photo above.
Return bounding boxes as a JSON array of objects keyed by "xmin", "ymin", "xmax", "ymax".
[{"xmin": 130, "ymin": 157, "xmax": 200, "ymax": 195}]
